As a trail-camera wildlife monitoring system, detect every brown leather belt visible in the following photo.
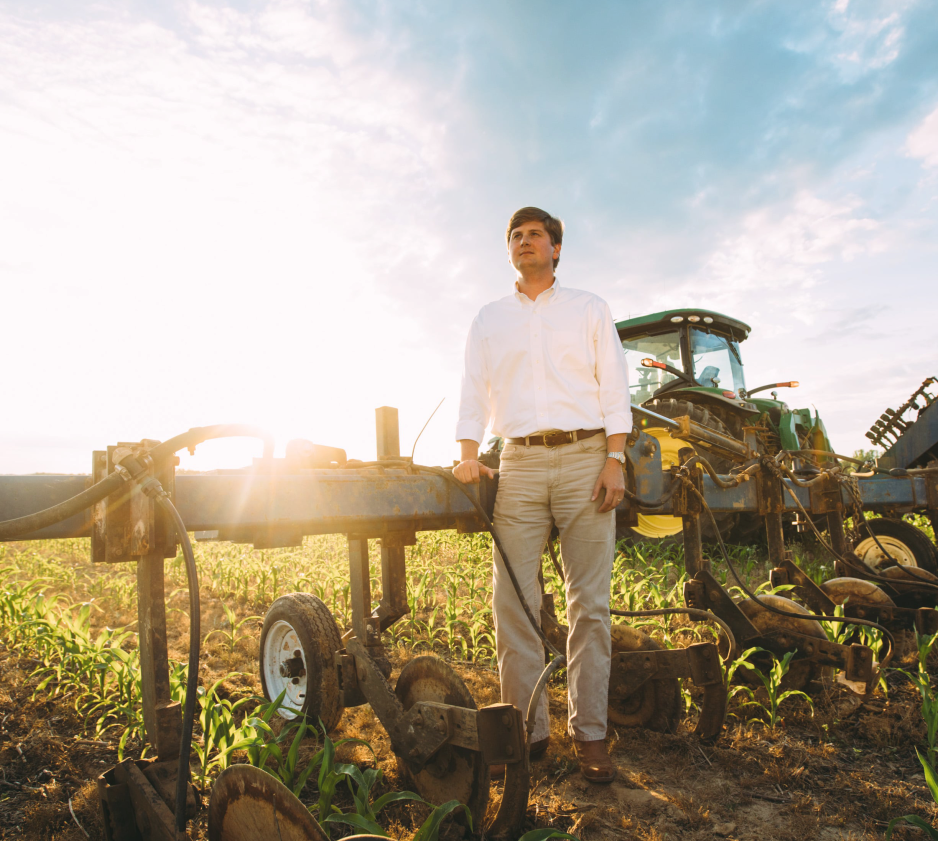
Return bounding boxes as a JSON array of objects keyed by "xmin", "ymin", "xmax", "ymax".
[{"xmin": 505, "ymin": 428, "xmax": 604, "ymax": 448}]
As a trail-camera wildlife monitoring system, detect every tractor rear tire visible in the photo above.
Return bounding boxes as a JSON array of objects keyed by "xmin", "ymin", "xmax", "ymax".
[{"xmin": 619, "ymin": 398, "xmax": 738, "ymax": 545}]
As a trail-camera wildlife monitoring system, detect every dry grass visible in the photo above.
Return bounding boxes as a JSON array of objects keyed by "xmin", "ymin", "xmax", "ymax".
[{"xmin": 1, "ymin": 533, "xmax": 937, "ymax": 839}]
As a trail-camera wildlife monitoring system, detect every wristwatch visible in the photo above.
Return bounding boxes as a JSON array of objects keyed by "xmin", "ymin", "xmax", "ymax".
[{"xmin": 606, "ymin": 451, "xmax": 626, "ymax": 465}]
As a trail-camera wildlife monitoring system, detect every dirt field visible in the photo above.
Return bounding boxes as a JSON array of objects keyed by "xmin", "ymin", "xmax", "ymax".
[{"xmin": 1, "ymin": 535, "xmax": 935, "ymax": 840}]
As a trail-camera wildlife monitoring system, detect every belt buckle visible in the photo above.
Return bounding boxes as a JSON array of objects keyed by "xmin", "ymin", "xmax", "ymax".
[{"xmin": 543, "ymin": 431, "xmax": 567, "ymax": 448}]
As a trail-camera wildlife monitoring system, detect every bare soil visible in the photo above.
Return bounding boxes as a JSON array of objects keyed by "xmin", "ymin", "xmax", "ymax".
[{"xmin": 1, "ymin": 563, "xmax": 936, "ymax": 840}]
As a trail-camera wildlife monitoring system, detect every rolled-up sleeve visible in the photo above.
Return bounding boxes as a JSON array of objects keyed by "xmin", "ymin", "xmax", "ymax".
[
  {"xmin": 455, "ymin": 316, "xmax": 490, "ymax": 443},
  {"xmin": 594, "ymin": 302, "xmax": 632, "ymax": 435}
]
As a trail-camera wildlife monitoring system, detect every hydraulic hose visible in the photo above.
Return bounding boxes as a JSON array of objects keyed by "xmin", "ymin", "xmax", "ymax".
[
  {"xmin": 0, "ymin": 425, "xmax": 271, "ymax": 835},
  {"xmin": 545, "ymin": 541, "xmax": 737, "ymax": 658},
  {"xmin": 140, "ymin": 479, "xmax": 201, "ymax": 835},
  {"xmin": 683, "ymin": 478, "xmax": 895, "ymax": 673},
  {"xmin": 340, "ymin": 458, "xmax": 569, "ymax": 753},
  {"xmin": 145, "ymin": 424, "xmax": 275, "ymax": 465},
  {"xmin": 826, "ymin": 480, "xmax": 938, "ymax": 592},
  {"xmin": 408, "ymin": 463, "xmax": 564, "ymax": 659},
  {"xmin": 610, "ymin": 606, "xmax": 738, "ymax": 661},
  {"xmin": 0, "ymin": 425, "xmax": 274, "ymax": 541},
  {"xmin": 0, "ymin": 471, "xmax": 128, "ymax": 540},
  {"xmin": 525, "ymin": 655, "xmax": 566, "ymax": 742}
]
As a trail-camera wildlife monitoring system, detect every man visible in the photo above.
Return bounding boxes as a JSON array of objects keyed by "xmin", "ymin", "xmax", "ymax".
[{"xmin": 454, "ymin": 206, "xmax": 631, "ymax": 783}]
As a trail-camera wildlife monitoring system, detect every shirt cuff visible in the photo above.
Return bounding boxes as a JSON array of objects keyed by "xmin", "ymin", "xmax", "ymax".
[
  {"xmin": 602, "ymin": 413, "xmax": 633, "ymax": 437},
  {"xmin": 455, "ymin": 421, "xmax": 486, "ymax": 444}
]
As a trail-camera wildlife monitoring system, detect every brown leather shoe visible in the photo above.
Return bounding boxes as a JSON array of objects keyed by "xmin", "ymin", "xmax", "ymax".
[
  {"xmin": 490, "ymin": 736, "xmax": 549, "ymax": 777},
  {"xmin": 574, "ymin": 738, "xmax": 616, "ymax": 783}
]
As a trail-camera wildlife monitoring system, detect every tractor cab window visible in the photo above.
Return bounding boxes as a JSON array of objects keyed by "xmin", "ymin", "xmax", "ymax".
[
  {"xmin": 621, "ymin": 330, "xmax": 682, "ymax": 404},
  {"xmin": 690, "ymin": 329, "xmax": 746, "ymax": 395}
]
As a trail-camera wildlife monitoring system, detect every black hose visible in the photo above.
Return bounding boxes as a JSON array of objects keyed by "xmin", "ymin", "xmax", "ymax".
[
  {"xmin": 418, "ymin": 465, "xmax": 563, "ymax": 658},
  {"xmin": 545, "ymin": 540, "xmax": 738, "ymax": 654},
  {"xmin": 834, "ymin": 481, "xmax": 938, "ymax": 591},
  {"xmin": 525, "ymin": 655, "xmax": 566, "ymax": 741},
  {"xmin": 610, "ymin": 606, "xmax": 738, "ymax": 660},
  {"xmin": 0, "ymin": 425, "xmax": 274, "ymax": 541},
  {"xmin": 0, "ymin": 471, "xmax": 127, "ymax": 540},
  {"xmin": 146, "ymin": 424, "xmax": 275, "ymax": 465},
  {"xmin": 142, "ymin": 481, "xmax": 200, "ymax": 835},
  {"xmin": 683, "ymin": 478, "xmax": 895, "ymax": 673}
]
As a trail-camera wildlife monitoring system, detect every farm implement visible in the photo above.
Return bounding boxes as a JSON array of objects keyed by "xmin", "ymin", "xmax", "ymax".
[{"xmin": 2, "ymin": 404, "xmax": 938, "ymax": 840}]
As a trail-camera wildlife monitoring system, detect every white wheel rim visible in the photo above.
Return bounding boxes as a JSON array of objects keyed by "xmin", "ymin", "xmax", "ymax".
[
  {"xmin": 855, "ymin": 534, "xmax": 919, "ymax": 570},
  {"xmin": 262, "ymin": 619, "xmax": 309, "ymax": 720}
]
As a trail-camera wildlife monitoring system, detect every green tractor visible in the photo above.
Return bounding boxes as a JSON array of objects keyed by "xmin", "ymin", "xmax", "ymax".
[{"xmin": 616, "ymin": 308, "xmax": 833, "ymax": 543}]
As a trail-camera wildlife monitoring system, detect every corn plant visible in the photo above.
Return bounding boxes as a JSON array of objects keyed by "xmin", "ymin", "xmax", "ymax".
[
  {"xmin": 821, "ymin": 603, "xmax": 849, "ymax": 645},
  {"xmin": 322, "ymin": 765, "xmax": 424, "ymax": 837},
  {"xmin": 310, "ymin": 724, "xmax": 375, "ymax": 826},
  {"xmin": 918, "ymin": 630, "xmax": 938, "ymax": 675},
  {"xmin": 900, "ymin": 668, "xmax": 938, "ymax": 768},
  {"xmin": 886, "ymin": 748, "xmax": 938, "ymax": 839},
  {"xmin": 729, "ymin": 650, "xmax": 815, "ymax": 729},
  {"xmin": 204, "ymin": 603, "xmax": 262, "ymax": 654},
  {"xmin": 411, "ymin": 800, "xmax": 473, "ymax": 841},
  {"xmin": 187, "ymin": 675, "xmax": 260, "ymax": 789}
]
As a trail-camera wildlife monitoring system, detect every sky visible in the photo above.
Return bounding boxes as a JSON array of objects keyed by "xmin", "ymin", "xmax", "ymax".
[{"xmin": 2, "ymin": 0, "xmax": 937, "ymax": 474}]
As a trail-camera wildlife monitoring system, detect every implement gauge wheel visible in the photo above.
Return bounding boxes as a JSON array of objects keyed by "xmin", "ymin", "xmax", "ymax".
[
  {"xmin": 394, "ymin": 657, "xmax": 489, "ymax": 830},
  {"xmin": 259, "ymin": 593, "xmax": 344, "ymax": 731},
  {"xmin": 607, "ymin": 624, "xmax": 681, "ymax": 733},
  {"xmin": 854, "ymin": 518, "xmax": 938, "ymax": 574},
  {"xmin": 622, "ymin": 398, "xmax": 738, "ymax": 544}
]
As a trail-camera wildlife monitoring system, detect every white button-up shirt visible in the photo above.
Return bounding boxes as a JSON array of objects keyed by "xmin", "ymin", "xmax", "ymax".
[{"xmin": 456, "ymin": 281, "xmax": 632, "ymax": 444}]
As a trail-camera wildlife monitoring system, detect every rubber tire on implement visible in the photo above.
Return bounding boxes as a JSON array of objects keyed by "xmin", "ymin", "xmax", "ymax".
[
  {"xmin": 259, "ymin": 593, "xmax": 344, "ymax": 731},
  {"xmin": 607, "ymin": 624, "xmax": 682, "ymax": 733},
  {"xmin": 622, "ymin": 398, "xmax": 738, "ymax": 544},
  {"xmin": 393, "ymin": 656, "xmax": 489, "ymax": 831},
  {"xmin": 854, "ymin": 518, "xmax": 938, "ymax": 574}
]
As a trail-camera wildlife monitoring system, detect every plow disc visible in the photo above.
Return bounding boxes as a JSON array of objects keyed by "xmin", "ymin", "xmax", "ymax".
[
  {"xmin": 733, "ymin": 595, "xmax": 831, "ymax": 691},
  {"xmin": 392, "ymin": 655, "xmax": 531, "ymax": 841},
  {"xmin": 820, "ymin": 577, "xmax": 896, "ymax": 609},
  {"xmin": 208, "ymin": 765, "xmax": 330, "ymax": 841},
  {"xmin": 607, "ymin": 624, "xmax": 682, "ymax": 732},
  {"xmin": 393, "ymin": 657, "xmax": 489, "ymax": 829}
]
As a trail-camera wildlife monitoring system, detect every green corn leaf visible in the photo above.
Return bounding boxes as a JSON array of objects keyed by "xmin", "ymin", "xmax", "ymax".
[
  {"xmin": 412, "ymin": 800, "xmax": 472, "ymax": 841},
  {"xmin": 517, "ymin": 830, "xmax": 582, "ymax": 841},
  {"xmin": 371, "ymin": 790, "xmax": 425, "ymax": 815},
  {"xmin": 322, "ymin": 813, "xmax": 389, "ymax": 837},
  {"xmin": 885, "ymin": 814, "xmax": 938, "ymax": 840},
  {"xmin": 918, "ymin": 748, "xmax": 938, "ymax": 806}
]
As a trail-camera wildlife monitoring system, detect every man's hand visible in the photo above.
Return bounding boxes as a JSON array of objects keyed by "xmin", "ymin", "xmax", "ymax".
[
  {"xmin": 591, "ymin": 457, "xmax": 626, "ymax": 513},
  {"xmin": 453, "ymin": 459, "xmax": 495, "ymax": 484}
]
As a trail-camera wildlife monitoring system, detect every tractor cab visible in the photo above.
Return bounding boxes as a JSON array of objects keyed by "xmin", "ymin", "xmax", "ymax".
[
  {"xmin": 617, "ymin": 309, "xmax": 758, "ymax": 416},
  {"xmin": 616, "ymin": 307, "xmax": 832, "ymax": 470}
]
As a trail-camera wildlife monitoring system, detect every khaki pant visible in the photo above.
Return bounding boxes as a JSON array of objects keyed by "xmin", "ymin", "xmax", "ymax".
[{"xmin": 492, "ymin": 434, "xmax": 615, "ymax": 742}]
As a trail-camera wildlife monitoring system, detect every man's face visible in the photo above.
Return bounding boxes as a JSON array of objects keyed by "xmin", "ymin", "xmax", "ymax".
[{"xmin": 508, "ymin": 221, "xmax": 561, "ymax": 274}]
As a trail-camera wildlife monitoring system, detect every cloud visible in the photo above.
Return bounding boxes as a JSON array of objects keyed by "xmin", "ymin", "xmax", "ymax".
[
  {"xmin": 907, "ymin": 104, "xmax": 938, "ymax": 168},
  {"xmin": 825, "ymin": 0, "xmax": 911, "ymax": 79},
  {"xmin": 1, "ymin": 0, "xmax": 937, "ymax": 468}
]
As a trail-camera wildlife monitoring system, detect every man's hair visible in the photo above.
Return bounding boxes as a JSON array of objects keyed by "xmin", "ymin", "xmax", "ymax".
[{"xmin": 506, "ymin": 207, "xmax": 564, "ymax": 269}]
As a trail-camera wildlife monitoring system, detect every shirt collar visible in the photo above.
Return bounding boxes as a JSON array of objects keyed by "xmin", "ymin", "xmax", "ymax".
[{"xmin": 514, "ymin": 278, "xmax": 560, "ymax": 305}]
